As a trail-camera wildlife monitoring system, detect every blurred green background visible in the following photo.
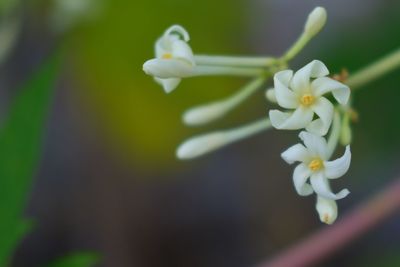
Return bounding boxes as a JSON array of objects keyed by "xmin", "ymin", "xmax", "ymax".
[{"xmin": 0, "ymin": 0, "xmax": 399, "ymax": 266}]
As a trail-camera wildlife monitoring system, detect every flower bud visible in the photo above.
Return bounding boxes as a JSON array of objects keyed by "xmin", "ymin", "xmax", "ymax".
[
  {"xmin": 183, "ymin": 102, "xmax": 230, "ymax": 126},
  {"xmin": 142, "ymin": 58, "xmax": 193, "ymax": 79},
  {"xmin": 265, "ymin": 88, "xmax": 277, "ymax": 103},
  {"xmin": 340, "ymin": 113, "xmax": 352, "ymax": 145},
  {"xmin": 316, "ymin": 196, "xmax": 338, "ymax": 224},
  {"xmin": 304, "ymin": 7, "xmax": 327, "ymax": 38},
  {"xmin": 176, "ymin": 132, "xmax": 228, "ymax": 160}
]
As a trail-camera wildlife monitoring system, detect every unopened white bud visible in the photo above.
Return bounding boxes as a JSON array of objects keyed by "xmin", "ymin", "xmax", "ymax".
[
  {"xmin": 176, "ymin": 132, "xmax": 228, "ymax": 160},
  {"xmin": 177, "ymin": 118, "xmax": 271, "ymax": 160},
  {"xmin": 340, "ymin": 113, "xmax": 352, "ymax": 146},
  {"xmin": 265, "ymin": 88, "xmax": 277, "ymax": 103},
  {"xmin": 143, "ymin": 58, "xmax": 193, "ymax": 79},
  {"xmin": 316, "ymin": 196, "xmax": 338, "ymax": 225},
  {"xmin": 183, "ymin": 102, "xmax": 230, "ymax": 126},
  {"xmin": 304, "ymin": 7, "xmax": 327, "ymax": 38}
]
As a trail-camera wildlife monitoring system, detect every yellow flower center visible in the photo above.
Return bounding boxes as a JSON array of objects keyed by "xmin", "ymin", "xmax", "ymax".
[
  {"xmin": 162, "ymin": 53, "xmax": 173, "ymax": 59},
  {"xmin": 300, "ymin": 94, "xmax": 315, "ymax": 106},
  {"xmin": 308, "ymin": 158, "xmax": 323, "ymax": 171}
]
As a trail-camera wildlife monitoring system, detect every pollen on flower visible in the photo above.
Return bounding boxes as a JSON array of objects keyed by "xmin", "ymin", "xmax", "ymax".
[
  {"xmin": 322, "ymin": 213, "xmax": 330, "ymax": 223},
  {"xmin": 162, "ymin": 53, "xmax": 173, "ymax": 59},
  {"xmin": 308, "ymin": 158, "xmax": 323, "ymax": 171},
  {"xmin": 300, "ymin": 94, "xmax": 315, "ymax": 106}
]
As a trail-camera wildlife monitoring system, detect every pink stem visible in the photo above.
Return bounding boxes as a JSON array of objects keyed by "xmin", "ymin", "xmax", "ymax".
[{"xmin": 258, "ymin": 178, "xmax": 400, "ymax": 267}]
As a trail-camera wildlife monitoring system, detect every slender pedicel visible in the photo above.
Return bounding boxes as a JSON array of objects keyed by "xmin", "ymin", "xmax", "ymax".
[
  {"xmin": 183, "ymin": 77, "xmax": 267, "ymax": 126},
  {"xmin": 282, "ymin": 7, "xmax": 327, "ymax": 61},
  {"xmin": 327, "ymin": 110, "xmax": 341, "ymax": 158},
  {"xmin": 190, "ymin": 65, "xmax": 265, "ymax": 77},
  {"xmin": 347, "ymin": 48, "xmax": 400, "ymax": 89},
  {"xmin": 194, "ymin": 55, "xmax": 276, "ymax": 67}
]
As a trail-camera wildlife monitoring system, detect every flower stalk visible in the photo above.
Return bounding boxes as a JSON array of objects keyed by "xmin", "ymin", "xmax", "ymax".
[
  {"xmin": 183, "ymin": 76, "xmax": 268, "ymax": 126},
  {"xmin": 194, "ymin": 55, "xmax": 276, "ymax": 67},
  {"xmin": 347, "ymin": 47, "xmax": 400, "ymax": 89}
]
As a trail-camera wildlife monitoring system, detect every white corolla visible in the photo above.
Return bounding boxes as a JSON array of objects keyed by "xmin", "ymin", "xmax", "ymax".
[
  {"xmin": 281, "ymin": 131, "xmax": 351, "ymax": 200},
  {"xmin": 269, "ymin": 60, "xmax": 350, "ymax": 136},
  {"xmin": 143, "ymin": 25, "xmax": 195, "ymax": 93},
  {"xmin": 316, "ymin": 196, "xmax": 338, "ymax": 225}
]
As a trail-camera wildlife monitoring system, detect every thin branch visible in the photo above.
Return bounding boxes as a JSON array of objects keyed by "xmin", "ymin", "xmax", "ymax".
[{"xmin": 258, "ymin": 177, "xmax": 400, "ymax": 267}]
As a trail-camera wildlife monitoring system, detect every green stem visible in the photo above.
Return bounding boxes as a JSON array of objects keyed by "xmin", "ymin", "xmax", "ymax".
[
  {"xmin": 226, "ymin": 117, "xmax": 272, "ymax": 141},
  {"xmin": 183, "ymin": 76, "xmax": 268, "ymax": 126},
  {"xmin": 281, "ymin": 32, "xmax": 312, "ymax": 62},
  {"xmin": 327, "ymin": 110, "xmax": 341, "ymax": 158},
  {"xmin": 347, "ymin": 48, "xmax": 400, "ymax": 89},
  {"xmin": 194, "ymin": 55, "xmax": 276, "ymax": 67},
  {"xmin": 191, "ymin": 65, "xmax": 265, "ymax": 77}
]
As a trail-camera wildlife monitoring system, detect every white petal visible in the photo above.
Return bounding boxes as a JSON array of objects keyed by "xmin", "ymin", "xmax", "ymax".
[
  {"xmin": 310, "ymin": 172, "xmax": 350, "ymax": 200},
  {"xmin": 291, "ymin": 60, "xmax": 329, "ymax": 93},
  {"xmin": 324, "ymin": 146, "xmax": 351, "ymax": 179},
  {"xmin": 316, "ymin": 196, "xmax": 338, "ymax": 225},
  {"xmin": 143, "ymin": 58, "xmax": 193, "ymax": 78},
  {"xmin": 311, "ymin": 77, "xmax": 350, "ymax": 105},
  {"xmin": 164, "ymin": 25, "xmax": 190, "ymax": 42},
  {"xmin": 172, "ymin": 39, "xmax": 195, "ymax": 65},
  {"xmin": 269, "ymin": 107, "xmax": 313, "ymax": 130},
  {"xmin": 281, "ymin": 144, "xmax": 310, "ymax": 164},
  {"xmin": 154, "ymin": 77, "xmax": 181, "ymax": 93},
  {"xmin": 306, "ymin": 97, "xmax": 334, "ymax": 136},
  {"xmin": 155, "ymin": 36, "xmax": 171, "ymax": 58},
  {"xmin": 274, "ymin": 70, "xmax": 298, "ymax": 109},
  {"xmin": 274, "ymin": 69, "xmax": 293, "ymax": 87},
  {"xmin": 299, "ymin": 131, "xmax": 329, "ymax": 159},
  {"xmin": 293, "ymin": 163, "xmax": 313, "ymax": 196}
]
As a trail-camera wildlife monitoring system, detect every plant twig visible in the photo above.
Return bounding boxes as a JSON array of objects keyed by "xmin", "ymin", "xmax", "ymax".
[{"xmin": 257, "ymin": 177, "xmax": 400, "ymax": 267}]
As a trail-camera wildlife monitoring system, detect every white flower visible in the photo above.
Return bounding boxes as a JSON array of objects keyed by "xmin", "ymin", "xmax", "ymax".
[
  {"xmin": 269, "ymin": 60, "xmax": 350, "ymax": 135},
  {"xmin": 281, "ymin": 131, "xmax": 351, "ymax": 200},
  {"xmin": 143, "ymin": 25, "xmax": 195, "ymax": 93},
  {"xmin": 316, "ymin": 196, "xmax": 338, "ymax": 224}
]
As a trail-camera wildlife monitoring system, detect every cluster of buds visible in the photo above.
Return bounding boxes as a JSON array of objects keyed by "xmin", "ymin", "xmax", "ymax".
[{"xmin": 143, "ymin": 7, "xmax": 354, "ymax": 224}]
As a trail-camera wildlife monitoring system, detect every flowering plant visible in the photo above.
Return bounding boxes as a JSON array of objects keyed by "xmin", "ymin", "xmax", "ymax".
[{"xmin": 143, "ymin": 6, "xmax": 400, "ymax": 225}]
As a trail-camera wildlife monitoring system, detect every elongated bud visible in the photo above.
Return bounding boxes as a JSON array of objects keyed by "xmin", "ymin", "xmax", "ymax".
[
  {"xmin": 304, "ymin": 7, "xmax": 327, "ymax": 38},
  {"xmin": 340, "ymin": 112, "xmax": 352, "ymax": 145},
  {"xmin": 177, "ymin": 118, "xmax": 271, "ymax": 160},
  {"xmin": 316, "ymin": 196, "xmax": 338, "ymax": 225},
  {"xmin": 265, "ymin": 88, "xmax": 277, "ymax": 103},
  {"xmin": 143, "ymin": 58, "xmax": 193, "ymax": 78},
  {"xmin": 176, "ymin": 132, "xmax": 228, "ymax": 160},
  {"xmin": 183, "ymin": 102, "xmax": 230, "ymax": 126}
]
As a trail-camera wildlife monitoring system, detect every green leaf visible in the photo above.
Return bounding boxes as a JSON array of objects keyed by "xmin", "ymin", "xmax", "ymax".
[
  {"xmin": 43, "ymin": 253, "xmax": 100, "ymax": 267},
  {"xmin": 0, "ymin": 55, "xmax": 60, "ymax": 266}
]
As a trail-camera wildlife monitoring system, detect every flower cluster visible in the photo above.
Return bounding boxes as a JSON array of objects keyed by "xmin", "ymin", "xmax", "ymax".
[
  {"xmin": 143, "ymin": 6, "xmax": 354, "ymax": 224},
  {"xmin": 269, "ymin": 60, "xmax": 351, "ymax": 224}
]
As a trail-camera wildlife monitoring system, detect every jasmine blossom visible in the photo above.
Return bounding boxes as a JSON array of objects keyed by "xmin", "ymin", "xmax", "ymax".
[
  {"xmin": 281, "ymin": 131, "xmax": 351, "ymax": 200},
  {"xmin": 269, "ymin": 60, "xmax": 350, "ymax": 135}
]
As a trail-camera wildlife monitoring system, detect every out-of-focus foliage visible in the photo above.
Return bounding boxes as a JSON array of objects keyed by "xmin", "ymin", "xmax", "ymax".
[
  {"xmin": 0, "ymin": 55, "xmax": 59, "ymax": 266},
  {"xmin": 43, "ymin": 253, "xmax": 99, "ymax": 267},
  {"xmin": 0, "ymin": 0, "xmax": 21, "ymax": 65},
  {"xmin": 50, "ymin": 0, "xmax": 105, "ymax": 33}
]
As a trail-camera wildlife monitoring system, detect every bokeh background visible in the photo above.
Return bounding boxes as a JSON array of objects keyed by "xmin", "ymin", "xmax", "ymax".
[{"xmin": 1, "ymin": 0, "xmax": 400, "ymax": 266}]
